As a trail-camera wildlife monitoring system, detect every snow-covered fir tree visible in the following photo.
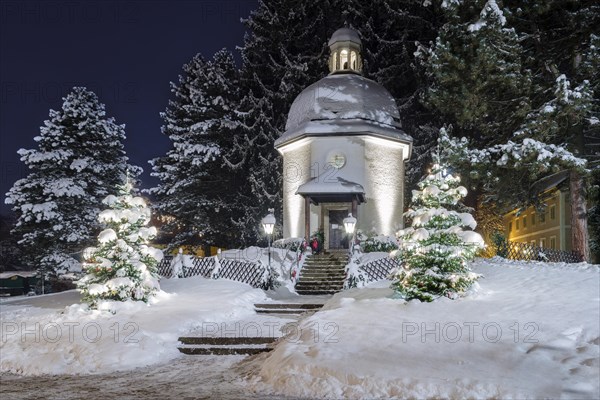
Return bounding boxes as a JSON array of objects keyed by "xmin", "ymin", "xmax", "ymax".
[
  {"xmin": 78, "ymin": 180, "xmax": 162, "ymax": 308},
  {"xmin": 419, "ymin": 0, "xmax": 531, "ymax": 144},
  {"xmin": 227, "ymin": 0, "xmax": 333, "ymax": 243},
  {"xmin": 5, "ymin": 87, "xmax": 140, "ymax": 274},
  {"xmin": 418, "ymin": 0, "xmax": 599, "ymax": 261},
  {"xmin": 392, "ymin": 153, "xmax": 484, "ymax": 302},
  {"xmin": 149, "ymin": 50, "xmax": 246, "ymax": 249}
]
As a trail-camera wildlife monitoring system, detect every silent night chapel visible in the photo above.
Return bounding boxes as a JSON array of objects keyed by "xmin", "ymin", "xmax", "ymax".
[{"xmin": 275, "ymin": 27, "xmax": 413, "ymax": 250}]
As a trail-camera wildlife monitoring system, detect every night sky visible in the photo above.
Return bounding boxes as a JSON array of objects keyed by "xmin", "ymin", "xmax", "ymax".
[{"xmin": 0, "ymin": 0, "xmax": 258, "ymax": 214}]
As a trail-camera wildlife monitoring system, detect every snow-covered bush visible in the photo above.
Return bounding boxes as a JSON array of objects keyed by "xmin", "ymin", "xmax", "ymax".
[
  {"xmin": 361, "ymin": 235, "xmax": 399, "ymax": 253},
  {"xmin": 78, "ymin": 181, "xmax": 163, "ymax": 308},
  {"xmin": 392, "ymin": 158, "xmax": 484, "ymax": 302}
]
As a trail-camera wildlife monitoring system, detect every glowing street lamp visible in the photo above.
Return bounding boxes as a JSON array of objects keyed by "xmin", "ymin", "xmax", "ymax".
[
  {"xmin": 261, "ymin": 208, "xmax": 276, "ymax": 268},
  {"xmin": 343, "ymin": 213, "xmax": 357, "ymax": 255}
]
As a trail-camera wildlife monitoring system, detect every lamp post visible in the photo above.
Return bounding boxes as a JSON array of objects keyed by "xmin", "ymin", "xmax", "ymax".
[
  {"xmin": 343, "ymin": 213, "xmax": 357, "ymax": 256},
  {"xmin": 261, "ymin": 209, "xmax": 276, "ymax": 268}
]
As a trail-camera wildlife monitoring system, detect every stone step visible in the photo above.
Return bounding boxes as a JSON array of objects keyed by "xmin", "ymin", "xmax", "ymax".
[
  {"xmin": 179, "ymin": 336, "xmax": 275, "ymax": 345},
  {"xmin": 297, "ymin": 277, "xmax": 345, "ymax": 282},
  {"xmin": 299, "ymin": 273, "xmax": 346, "ymax": 279},
  {"xmin": 296, "ymin": 284, "xmax": 344, "ymax": 288},
  {"xmin": 178, "ymin": 346, "xmax": 271, "ymax": 356},
  {"xmin": 297, "ymin": 289, "xmax": 341, "ymax": 295},
  {"xmin": 296, "ymin": 286, "xmax": 343, "ymax": 292},
  {"xmin": 304, "ymin": 260, "xmax": 347, "ymax": 264},
  {"xmin": 301, "ymin": 268, "xmax": 345, "ymax": 272},
  {"xmin": 254, "ymin": 303, "xmax": 324, "ymax": 310},
  {"xmin": 298, "ymin": 279, "xmax": 345, "ymax": 284},
  {"xmin": 255, "ymin": 308, "xmax": 314, "ymax": 314},
  {"xmin": 302, "ymin": 264, "xmax": 346, "ymax": 268}
]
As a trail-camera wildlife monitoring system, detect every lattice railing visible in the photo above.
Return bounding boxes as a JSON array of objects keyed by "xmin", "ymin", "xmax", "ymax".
[
  {"xmin": 361, "ymin": 257, "xmax": 401, "ymax": 281},
  {"xmin": 156, "ymin": 256, "xmax": 173, "ymax": 277},
  {"xmin": 155, "ymin": 254, "xmax": 269, "ymax": 288},
  {"xmin": 495, "ymin": 240, "xmax": 583, "ymax": 263},
  {"xmin": 183, "ymin": 257, "xmax": 215, "ymax": 278},
  {"xmin": 216, "ymin": 259, "xmax": 268, "ymax": 288}
]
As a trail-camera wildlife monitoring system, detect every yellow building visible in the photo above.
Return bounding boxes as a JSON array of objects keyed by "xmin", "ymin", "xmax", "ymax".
[{"xmin": 504, "ymin": 188, "xmax": 572, "ymax": 251}]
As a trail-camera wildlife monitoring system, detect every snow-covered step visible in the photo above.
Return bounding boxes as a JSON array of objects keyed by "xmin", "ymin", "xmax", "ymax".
[
  {"xmin": 178, "ymin": 336, "xmax": 279, "ymax": 356},
  {"xmin": 296, "ymin": 289, "xmax": 341, "ymax": 295},
  {"xmin": 254, "ymin": 303, "xmax": 324, "ymax": 314},
  {"xmin": 178, "ymin": 345, "xmax": 272, "ymax": 356},
  {"xmin": 179, "ymin": 336, "xmax": 276, "ymax": 346}
]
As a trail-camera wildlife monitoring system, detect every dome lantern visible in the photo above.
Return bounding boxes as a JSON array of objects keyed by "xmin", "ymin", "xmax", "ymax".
[{"xmin": 328, "ymin": 27, "xmax": 362, "ymax": 74}]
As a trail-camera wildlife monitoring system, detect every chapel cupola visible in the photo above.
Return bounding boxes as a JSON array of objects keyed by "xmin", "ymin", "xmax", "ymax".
[{"xmin": 328, "ymin": 27, "xmax": 362, "ymax": 74}]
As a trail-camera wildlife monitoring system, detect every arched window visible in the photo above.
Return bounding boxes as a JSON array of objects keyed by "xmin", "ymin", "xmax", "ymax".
[
  {"xmin": 350, "ymin": 51, "xmax": 357, "ymax": 70},
  {"xmin": 332, "ymin": 52, "xmax": 338, "ymax": 71},
  {"xmin": 340, "ymin": 49, "xmax": 349, "ymax": 70}
]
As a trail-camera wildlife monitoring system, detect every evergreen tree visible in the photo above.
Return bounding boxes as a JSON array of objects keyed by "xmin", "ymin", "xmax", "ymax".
[
  {"xmin": 421, "ymin": 0, "xmax": 531, "ymax": 144},
  {"xmin": 228, "ymin": 0, "xmax": 333, "ymax": 243},
  {"xmin": 149, "ymin": 50, "xmax": 245, "ymax": 249},
  {"xmin": 78, "ymin": 181, "xmax": 162, "ymax": 308},
  {"xmin": 419, "ymin": 0, "xmax": 599, "ymax": 260},
  {"xmin": 392, "ymin": 152, "xmax": 483, "ymax": 302},
  {"xmin": 5, "ymin": 87, "xmax": 139, "ymax": 274}
]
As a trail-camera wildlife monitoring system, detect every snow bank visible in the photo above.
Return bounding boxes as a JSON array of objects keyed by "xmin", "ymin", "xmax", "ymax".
[
  {"xmin": 253, "ymin": 258, "xmax": 600, "ymax": 399},
  {"xmin": 0, "ymin": 277, "xmax": 266, "ymax": 375}
]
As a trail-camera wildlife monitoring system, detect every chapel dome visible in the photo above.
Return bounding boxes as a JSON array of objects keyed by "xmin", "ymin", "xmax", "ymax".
[
  {"xmin": 328, "ymin": 27, "xmax": 362, "ymax": 46},
  {"xmin": 284, "ymin": 73, "xmax": 400, "ymax": 131}
]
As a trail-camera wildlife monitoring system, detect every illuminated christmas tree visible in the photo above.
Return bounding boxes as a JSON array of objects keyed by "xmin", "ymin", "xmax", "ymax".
[
  {"xmin": 392, "ymin": 155, "xmax": 484, "ymax": 302},
  {"xmin": 78, "ymin": 181, "xmax": 163, "ymax": 308}
]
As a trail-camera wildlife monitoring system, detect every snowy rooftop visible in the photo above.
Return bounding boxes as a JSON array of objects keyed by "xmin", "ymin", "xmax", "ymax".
[
  {"xmin": 296, "ymin": 172, "xmax": 366, "ymax": 203},
  {"xmin": 278, "ymin": 74, "xmax": 411, "ymax": 148},
  {"xmin": 285, "ymin": 74, "xmax": 399, "ymax": 130},
  {"xmin": 328, "ymin": 27, "xmax": 361, "ymax": 46},
  {"xmin": 0, "ymin": 271, "xmax": 37, "ymax": 279}
]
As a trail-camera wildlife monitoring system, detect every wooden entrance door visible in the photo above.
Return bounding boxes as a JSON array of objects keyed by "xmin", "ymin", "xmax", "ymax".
[{"xmin": 328, "ymin": 210, "xmax": 349, "ymax": 249}]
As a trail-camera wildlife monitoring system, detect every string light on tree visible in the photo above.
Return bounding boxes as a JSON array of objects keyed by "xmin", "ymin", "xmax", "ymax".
[
  {"xmin": 78, "ymin": 180, "xmax": 163, "ymax": 309},
  {"xmin": 392, "ymin": 152, "xmax": 484, "ymax": 302}
]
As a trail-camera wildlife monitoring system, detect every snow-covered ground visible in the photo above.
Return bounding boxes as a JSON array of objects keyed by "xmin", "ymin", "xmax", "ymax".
[
  {"xmin": 0, "ymin": 277, "xmax": 268, "ymax": 375},
  {"xmin": 252, "ymin": 258, "xmax": 600, "ymax": 399},
  {"xmin": 2, "ymin": 258, "xmax": 598, "ymax": 399}
]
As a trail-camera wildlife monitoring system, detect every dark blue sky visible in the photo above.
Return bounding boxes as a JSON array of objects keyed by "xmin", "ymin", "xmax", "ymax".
[{"xmin": 0, "ymin": 0, "xmax": 257, "ymax": 214}]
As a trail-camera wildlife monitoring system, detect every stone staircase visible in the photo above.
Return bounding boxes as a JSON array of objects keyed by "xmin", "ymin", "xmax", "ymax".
[
  {"xmin": 178, "ymin": 302, "xmax": 324, "ymax": 355},
  {"xmin": 295, "ymin": 251, "xmax": 348, "ymax": 295}
]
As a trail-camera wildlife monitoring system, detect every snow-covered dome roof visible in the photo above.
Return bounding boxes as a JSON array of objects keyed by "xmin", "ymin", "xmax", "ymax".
[
  {"xmin": 328, "ymin": 27, "xmax": 361, "ymax": 46},
  {"xmin": 284, "ymin": 73, "xmax": 400, "ymax": 132}
]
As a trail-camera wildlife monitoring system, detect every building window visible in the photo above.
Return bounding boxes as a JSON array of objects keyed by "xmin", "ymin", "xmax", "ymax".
[
  {"xmin": 516, "ymin": 219, "xmax": 520, "ymax": 230},
  {"xmin": 523, "ymin": 216, "xmax": 527, "ymax": 228},
  {"xmin": 531, "ymin": 213, "xmax": 536, "ymax": 226},
  {"xmin": 531, "ymin": 240, "xmax": 536, "ymax": 246},
  {"xmin": 550, "ymin": 236, "xmax": 556, "ymax": 249},
  {"xmin": 508, "ymin": 222, "xmax": 512, "ymax": 232},
  {"xmin": 340, "ymin": 49, "xmax": 349, "ymax": 69},
  {"xmin": 332, "ymin": 52, "xmax": 338, "ymax": 71},
  {"xmin": 540, "ymin": 238, "xmax": 546, "ymax": 248},
  {"xmin": 351, "ymin": 51, "xmax": 357, "ymax": 70},
  {"xmin": 540, "ymin": 211, "xmax": 546, "ymax": 224},
  {"xmin": 550, "ymin": 205, "xmax": 556, "ymax": 220}
]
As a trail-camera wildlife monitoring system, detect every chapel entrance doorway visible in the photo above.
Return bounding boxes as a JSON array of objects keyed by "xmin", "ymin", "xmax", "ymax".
[{"xmin": 328, "ymin": 209, "xmax": 349, "ymax": 250}]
